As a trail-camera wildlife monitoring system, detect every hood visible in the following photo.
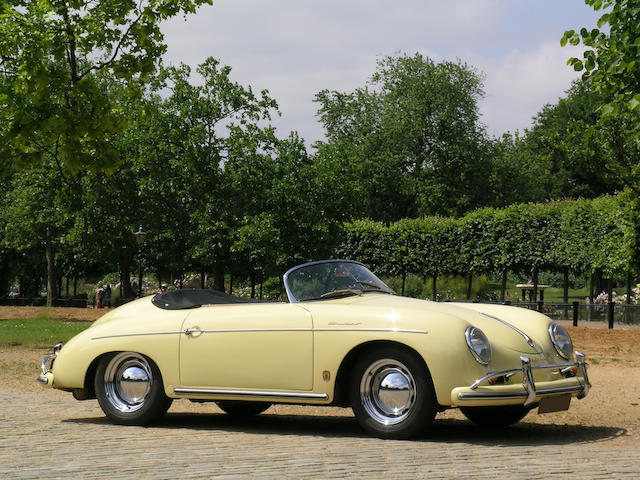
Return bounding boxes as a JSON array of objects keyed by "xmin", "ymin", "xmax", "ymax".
[{"xmin": 342, "ymin": 293, "xmax": 544, "ymax": 355}]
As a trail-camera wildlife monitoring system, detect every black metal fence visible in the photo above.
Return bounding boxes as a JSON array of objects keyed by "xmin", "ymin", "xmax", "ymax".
[
  {"xmin": 0, "ymin": 296, "xmax": 88, "ymax": 308},
  {"xmin": 513, "ymin": 301, "xmax": 640, "ymax": 328}
]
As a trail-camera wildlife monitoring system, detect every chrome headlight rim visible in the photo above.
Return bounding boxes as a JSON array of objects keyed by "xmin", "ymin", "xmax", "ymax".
[
  {"xmin": 465, "ymin": 326, "xmax": 492, "ymax": 365},
  {"xmin": 548, "ymin": 322, "xmax": 573, "ymax": 360}
]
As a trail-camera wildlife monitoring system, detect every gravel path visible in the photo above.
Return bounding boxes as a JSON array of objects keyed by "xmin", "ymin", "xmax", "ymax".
[{"xmin": 1, "ymin": 387, "xmax": 638, "ymax": 479}]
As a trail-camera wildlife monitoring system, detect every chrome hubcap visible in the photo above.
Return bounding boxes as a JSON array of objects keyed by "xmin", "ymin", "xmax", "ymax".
[
  {"xmin": 104, "ymin": 353, "xmax": 152, "ymax": 412},
  {"xmin": 360, "ymin": 359, "xmax": 416, "ymax": 425}
]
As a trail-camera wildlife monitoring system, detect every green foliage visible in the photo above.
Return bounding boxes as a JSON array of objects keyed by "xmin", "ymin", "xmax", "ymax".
[
  {"xmin": 562, "ymin": 0, "xmax": 640, "ymax": 192},
  {"xmin": 383, "ymin": 274, "xmax": 489, "ymax": 301},
  {"xmin": 314, "ymin": 53, "xmax": 496, "ymax": 220},
  {"xmin": 0, "ymin": 0, "xmax": 212, "ymax": 174},
  {"xmin": 504, "ymin": 80, "xmax": 622, "ymax": 199},
  {"xmin": 339, "ymin": 193, "xmax": 637, "ymax": 279}
]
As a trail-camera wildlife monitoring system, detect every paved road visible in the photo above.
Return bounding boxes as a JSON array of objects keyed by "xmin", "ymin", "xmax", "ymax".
[{"xmin": 1, "ymin": 388, "xmax": 638, "ymax": 479}]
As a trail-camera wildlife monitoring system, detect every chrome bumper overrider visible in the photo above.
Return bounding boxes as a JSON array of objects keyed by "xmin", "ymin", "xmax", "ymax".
[
  {"xmin": 455, "ymin": 351, "xmax": 590, "ymax": 407},
  {"xmin": 36, "ymin": 343, "xmax": 62, "ymax": 386}
]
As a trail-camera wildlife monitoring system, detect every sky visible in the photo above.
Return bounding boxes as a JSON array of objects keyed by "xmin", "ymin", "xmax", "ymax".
[{"xmin": 161, "ymin": 0, "xmax": 602, "ymax": 146}]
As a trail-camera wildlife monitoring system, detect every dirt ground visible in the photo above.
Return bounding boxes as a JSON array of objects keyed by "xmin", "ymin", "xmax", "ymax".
[
  {"xmin": 1, "ymin": 306, "xmax": 639, "ymax": 446},
  {"xmin": 0, "ymin": 305, "xmax": 105, "ymax": 322}
]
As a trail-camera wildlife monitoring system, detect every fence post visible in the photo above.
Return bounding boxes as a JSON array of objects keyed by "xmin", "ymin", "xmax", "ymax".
[
  {"xmin": 572, "ymin": 301, "xmax": 579, "ymax": 327},
  {"xmin": 608, "ymin": 301, "xmax": 615, "ymax": 329},
  {"xmin": 537, "ymin": 301, "xmax": 544, "ymax": 313}
]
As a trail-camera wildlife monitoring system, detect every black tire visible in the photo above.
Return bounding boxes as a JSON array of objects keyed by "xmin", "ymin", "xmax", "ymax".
[
  {"xmin": 95, "ymin": 352, "xmax": 173, "ymax": 425},
  {"xmin": 349, "ymin": 346, "xmax": 436, "ymax": 439},
  {"xmin": 216, "ymin": 401, "xmax": 271, "ymax": 416},
  {"xmin": 460, "ymin": 405, "xmax": 531, "ymax": 427}
]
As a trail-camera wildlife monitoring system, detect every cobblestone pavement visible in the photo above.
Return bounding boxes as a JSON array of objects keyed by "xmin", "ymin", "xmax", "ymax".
[{"xmin": 1, "ymin": 388, "xmax": 638, "ymax": 480}]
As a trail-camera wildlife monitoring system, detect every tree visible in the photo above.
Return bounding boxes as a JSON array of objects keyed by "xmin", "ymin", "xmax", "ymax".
[
  {"xmin": 146, "ymin": 58, "xmax": 281, "ymax": 290},
  {"xmin": 1, "ymin": 164, "xmax": 74, "ymax": 305},
  {"xmin": 315, "ymin": 53, "xmax": 493, "ymax": 221},
  {"xmin": 0, "ymin": 0, "xmax": 212, "ymax": 176},
  {"xmin": 562, "ymin": 0, "xmax": 640, "ymax": 192},
  {"xmin": 497, "ymin": 80, "xmax": 622, "ymax": 201}
]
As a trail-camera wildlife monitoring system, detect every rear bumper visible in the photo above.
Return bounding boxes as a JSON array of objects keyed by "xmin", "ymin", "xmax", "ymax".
[
  {"xmin": 451, "ymin": 351, "xmax": 590, "ymax": 407},
  {"xmin": 36, "ymin": 346, "xmax": 61, "ymax": 388}
]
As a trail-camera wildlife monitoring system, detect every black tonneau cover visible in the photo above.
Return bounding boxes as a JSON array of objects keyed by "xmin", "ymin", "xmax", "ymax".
[{"xmin": 151, "ymin": 288, "xmax": 266, "ymax": 310}]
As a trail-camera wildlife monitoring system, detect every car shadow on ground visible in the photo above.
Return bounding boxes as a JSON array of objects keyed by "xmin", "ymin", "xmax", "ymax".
[{"xmin": 65, "ymin": 413, "xmax": 627, "ymax": 445}]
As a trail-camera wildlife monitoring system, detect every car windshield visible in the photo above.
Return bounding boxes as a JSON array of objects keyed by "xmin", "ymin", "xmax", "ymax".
[{"xmin": 284, "ymin": 260, "xmax": 393, "ymax": 302}]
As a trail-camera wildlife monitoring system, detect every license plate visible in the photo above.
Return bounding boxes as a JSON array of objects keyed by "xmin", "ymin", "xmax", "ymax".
[{"xmin": 538, "ymin": 394, "xmax": 571, "ymax": 414}]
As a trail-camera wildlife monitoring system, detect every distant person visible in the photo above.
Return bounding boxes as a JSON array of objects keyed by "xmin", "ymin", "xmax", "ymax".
[
  {"xmin": 96, "ymin": 287, "xmax": 104, "ymax": 308},
  {"xmin": 104, "ymin": 284, "xmax": 112, "ymax": 308}
]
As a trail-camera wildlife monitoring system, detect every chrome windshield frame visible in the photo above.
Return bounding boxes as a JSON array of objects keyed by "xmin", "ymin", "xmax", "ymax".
[{"xmin": 283, "ymin": 259, "xmax": 372, "ymax": 303}]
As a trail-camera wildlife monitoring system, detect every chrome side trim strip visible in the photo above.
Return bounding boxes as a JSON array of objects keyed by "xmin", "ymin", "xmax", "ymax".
[
  {"xmin": 173, "ymin": 387, "xmax": 328, "ymax": 400},
  {"xmin": 93, "ymin": 327, "xmax": 428, "ymax": 340},
  {"xmin": 200, "ymin": 328, "xmax": 310, "ymax": 333},
  {"xmin": 92, "ymin": 331, "xmax": 184, "ymax": 340},
  {"xmin": 314, "ymin": 328, "xmax": 428, "ymax": 334}
]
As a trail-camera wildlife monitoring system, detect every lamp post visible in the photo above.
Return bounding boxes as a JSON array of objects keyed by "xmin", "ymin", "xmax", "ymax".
[{"xmin": 134, "ymin": 226, "xmax": 147, "ymax": 298}]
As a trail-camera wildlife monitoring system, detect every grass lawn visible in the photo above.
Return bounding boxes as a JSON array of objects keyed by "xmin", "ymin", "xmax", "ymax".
[
  {"xmin": 504, "ymin": 285, "xmax": 591, "ymax": 303},
  {"xmin": 0, "ymin": 316, "xmax": 92, "ymax": 348}
]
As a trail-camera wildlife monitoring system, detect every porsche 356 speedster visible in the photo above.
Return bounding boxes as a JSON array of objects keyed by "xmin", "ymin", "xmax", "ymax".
[{"xmin": 38, "ymin": 259, "xmax": 590, "ymax": 439}]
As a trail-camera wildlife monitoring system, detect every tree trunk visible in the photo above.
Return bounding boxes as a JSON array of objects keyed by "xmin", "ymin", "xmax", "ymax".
[
  {"xmin": 118, "ymin": 249, "xmax": 135, "ymax": 298},
  {"xmin": 229, "ymin": 274, "xmax": 233, "ymax": 295},
  {"xmin": 250, "ymin": 273, "xmax": 256, "ymax": 298},
  {"xmin": 212, "ymin": 263, "xmax": 225, "ymax": 292},
  {"xmin": 500, "ymin": 270, "xmax": 507, "ymax": 302},
  {"xmin": 45, "ymin": 243, "xmax": 56, "ymax": 307},
  {"xmin": 532, "ymin": 270, "xmax": 538, "ymax": 303},
  {"xmin": 432, "ymin": 274, "xmax": 437, "ymax": 301},
  {"xmin": 563, "ymin": 267, "xmax": 569, "ymax": 320},
  {"xmin": 466, "ymin": 273, "xmax": 473, "ymax": 300}
]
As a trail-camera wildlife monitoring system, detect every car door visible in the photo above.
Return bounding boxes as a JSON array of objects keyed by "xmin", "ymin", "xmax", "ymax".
[{"xmin": 179, "ymin": 303, "xmax": 313, "ymax": 391}]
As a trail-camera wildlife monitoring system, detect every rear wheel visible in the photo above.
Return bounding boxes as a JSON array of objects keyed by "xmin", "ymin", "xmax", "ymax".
[
  {"xmin": 349, "ymin": 346, "xmax": 436, "ymax": 439},
  {"xmin": 95, "ymin": 352, "xmax": 172, "ymax": 425},
  {"xmin": 460, "ymin": 405, "xmax": 530, "ymax": 427},
  {"xmin": 216, "ymin": 401, "xmax": 271, "ymax": 416}
]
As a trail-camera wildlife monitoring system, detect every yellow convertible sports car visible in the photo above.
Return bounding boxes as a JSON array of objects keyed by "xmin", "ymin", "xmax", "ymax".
[{"xmin": 38, "ymin": 260, "xmax": 590, "ymax": 439}]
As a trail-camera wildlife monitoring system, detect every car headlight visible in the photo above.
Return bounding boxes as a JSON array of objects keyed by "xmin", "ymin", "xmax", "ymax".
[
  {"xmin": 465, "ymin": 326, "xmax": 491, "ymax": 365},
  {"xmin": 549, "ymin": 323, "xmax": 573, "ymax": 359}
]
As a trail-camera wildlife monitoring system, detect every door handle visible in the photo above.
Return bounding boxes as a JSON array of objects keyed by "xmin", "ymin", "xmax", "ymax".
[{"xmin": 183, "ymin": 327, "xmax": 203, "ymax": 337}]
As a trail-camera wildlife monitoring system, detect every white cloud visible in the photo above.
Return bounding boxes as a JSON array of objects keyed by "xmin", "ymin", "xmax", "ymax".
[
  {"xmin": 160, "ymin": 0, "xmax": 600, "ymax": 144},
  {"xmin": 475, "ymin": 43, "xmax": 586, "ymax": 136}
]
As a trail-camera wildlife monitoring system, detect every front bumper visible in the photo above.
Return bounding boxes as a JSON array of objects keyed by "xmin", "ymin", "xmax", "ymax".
[{"xmin": 451, "ymin": 351, "xmax": 590, "ymax": 407}]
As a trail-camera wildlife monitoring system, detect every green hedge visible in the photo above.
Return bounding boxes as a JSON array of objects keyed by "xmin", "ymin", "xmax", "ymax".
[{"xmin": 337, "ymin": 193, "xmax": 638, "ymax": 278}]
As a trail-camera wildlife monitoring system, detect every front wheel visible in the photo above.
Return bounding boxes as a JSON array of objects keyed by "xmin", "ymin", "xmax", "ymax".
[
  {"xmin": 95, "ymin": 352, "xmax": 172, "ymax": 425},
  {"xmin": 349, "ymin": 347, "xmax": 436, "ymax": 439},
  {"xmin": 216, "ymin": 401, "xmax": 271, "ymax": 416},
  {"xmin": 460, "ymin": 405, "xmax": 531, "ymax": 427}
]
